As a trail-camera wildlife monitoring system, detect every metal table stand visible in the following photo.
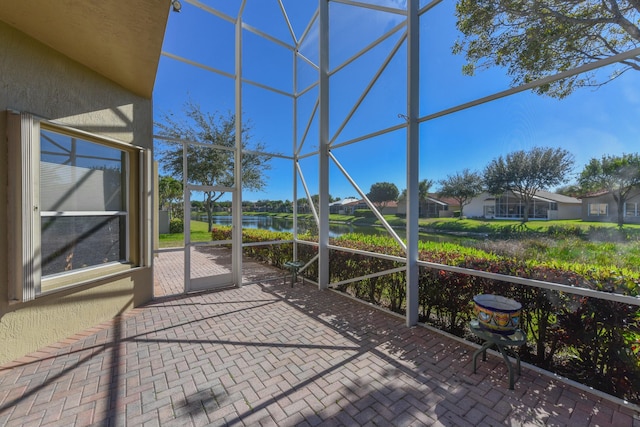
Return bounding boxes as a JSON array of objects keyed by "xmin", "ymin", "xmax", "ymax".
[
  {"xmin": 283, "ymin": 261, "xmax": 304, "ymax": 288},
  {"xmin": 470, "ymin": 320, "xmax": 526, "ymax": 390}
]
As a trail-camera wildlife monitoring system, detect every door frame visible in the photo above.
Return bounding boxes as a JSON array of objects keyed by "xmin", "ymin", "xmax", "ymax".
[{"xmin": 184, "ymin": 183, "xmax": 240, "ymax": 292}]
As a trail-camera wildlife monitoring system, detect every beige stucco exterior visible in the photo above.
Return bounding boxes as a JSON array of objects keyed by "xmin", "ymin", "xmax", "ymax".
[
  {"xmin": 0, "ymin": 0, "xmax": 168, "ymax": 98},
  {"xmin": 465, "ymin": 191, "xmax": 582, "ymax": 220},
  {"xmin": 581, "ymin": 190, "xmax": 640, "ymax": 224},
  {"xmin": 0, "ymin": 13, "xmax": 160, "ymax": 364}
]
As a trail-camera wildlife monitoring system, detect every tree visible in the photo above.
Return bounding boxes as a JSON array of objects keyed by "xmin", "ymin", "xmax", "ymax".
[
  {"xmin": 297, "ymin": 197, "xmax": 310, "ymax": 214},
  {"xmin": 158, "ymin": 175, "xmax": 183, "ymax": 219},
  {"xmin": 555, "ymin": 183, "xmax": 584, "ymax": 198},
  {"xmin": 156, "ymin": 101, "xmax": 271, "ymax": 231},
  {"xmin": 272, "ymin": 199, "xmax": 291, "ymax": 213},
  {"xmin": 367, "ymin": 182, "xmax": 400, "ymax": 209},
  {"xmin": 311, "ymin": 194, "xmax": 320, "ymax": 210},
  {"xmin": 578, "ymin": 153, "xmax": 640, "ymax": 227},
  {"xmin": 399, "ymin": 179, "xmax": 435, "ymax": 217},
  {"xmin": 296, "ymin": 194, "xmax": 334, "ymax": 213},
  {"xmin": 484, "ymin": 147, "xmax": 574, "ymax": 222},
  {"xmin": 438, "ymin": 169, "xmax": 484, "ymax": 219},
  {"xmin": 400, "ymin": 179, "xmax": 434, "ymax": 202},
  {"xmin": 453, "ymin": 0, "xmax": 640, "ymax": 99}
]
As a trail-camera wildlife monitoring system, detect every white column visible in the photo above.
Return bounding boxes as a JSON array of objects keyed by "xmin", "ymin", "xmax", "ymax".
[
  {"xmin": 293, "ymin": 40, "xmax": 299, "ymax": 261},
  {"xmin": 233, "ymin": 6, "xmax": 244, "ymax": 287},
  {"xmin": 405, "ymin": 0, "xmax": 420, "ymax": 326},
  {"xmin": 318, "ymin": 0, "xmax": 330, "ymax": 289}
]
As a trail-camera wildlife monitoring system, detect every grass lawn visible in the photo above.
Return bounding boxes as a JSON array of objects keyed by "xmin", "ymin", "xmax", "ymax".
[
  {"xmin": 191, "ymin": 212, "xmax": 640, "ymax": 235},
  {"xmin": 158, "ymin": 220, "xmax": 212, "ymax": 248},
  {"xmin": 242, "ymin": 211, "xmax": 408, "ymax": 226},
  {"xmin": 243, "ymin": 211, "xmax": 640, "ymax": 232},
  {"xmin": 160, "ymin": 216, "xmax": 640, "ymax": 271},
  {"xmin": 415, "ymin": 217, "xmax": 640, "ymax": 234}
]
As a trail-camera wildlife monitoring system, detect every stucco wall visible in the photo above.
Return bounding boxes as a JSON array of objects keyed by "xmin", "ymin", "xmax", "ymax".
[
  {"xmin": 556, "ymin": 204, "xmax": 582, "ymax": 220},
  {"xmin": 465, "ymin": 192, "xmax": 493, "ymax": 218},
  {"xmin": 582, "ymin": 192, "xmax": 640, "ymax": 224},
  {"xmin": 0, "ymin": 22, "xmax": 153, "ymax": 365},
  {"xmin": 465, "ymin": 192, "xmax": 583, "ymax": 220}
]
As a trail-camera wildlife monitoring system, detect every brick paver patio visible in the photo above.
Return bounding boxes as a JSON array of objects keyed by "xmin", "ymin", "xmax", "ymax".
[{"xmin": 1, "ymin": 251, "xmax": 639, "ymax": 426}]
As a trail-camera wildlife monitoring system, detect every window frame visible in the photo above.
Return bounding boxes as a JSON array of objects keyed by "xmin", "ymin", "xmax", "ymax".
[
  {"xmin": 588, "ymin": 203, "xmax": 608, "ymax": 217},
  {"xmin": 624, "ymin": 202, "xmax": 638, "ymax": 217},
  {"xmin": 483, "ymin": 205, "xmax": 495, "ymax": 217},
  {"xmin": 39, "ymin": 125, "xmax": 130, "ymax": 283},
  {"xmin": 7, "ymin": 111, "xmax": 146, "ymax": 301}
]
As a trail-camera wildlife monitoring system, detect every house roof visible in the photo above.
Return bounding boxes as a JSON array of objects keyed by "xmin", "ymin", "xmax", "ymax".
[
  {"xmin": 0, "ymin": 0, "xmax": 169, "ymax": 98},
  {"xmin": 329, "ymin": 198, "xmax": 360, "ymax": 207},
  {"xmin": 427, "ymin": 194, "xmax": 459, "ymax": 206},
  {"xmin": 340, "ymin": 199, "xmax": 398, "ymax": 208},
  {"xmin": 533, "ymin": 190, "xmax": 582, "ymax": 204},
  {"xmin": 581, "ymin": 189, "xmax": 613, "ymax": 199},
  {"xmin": 425, "ymin": 197, "xmax": 448, "ymax": 206},
  {"xmin": 581, "ymin": 188, "xmax": 640, "ymax": 200}
]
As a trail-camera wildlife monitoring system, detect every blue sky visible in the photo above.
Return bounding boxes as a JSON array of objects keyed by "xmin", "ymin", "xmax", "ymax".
[{"xmin": 154, "ymin": 0, "xmax": 640, "ymax": 203}]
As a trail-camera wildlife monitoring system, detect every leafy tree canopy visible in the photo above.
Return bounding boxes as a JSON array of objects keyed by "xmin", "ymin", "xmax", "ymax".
[
  {"xmin": 155, "ymin": 101, "xmax": 271, "ymax": 230},
  {"xmin": 555, "ymin": 183, "xmax": 584, "ymax": 198},
  {"xmin": 484, "ymin": 146, "xmax": 574, "ymax": 222},
  {"xmin": 399, "ymin": 179, "xmax": 434, "ymax": 202},
  {"xmin": 367, "ymin": 182, "xmax": 400, "ymax": 209},
  {"xmin": 578, "ymin": 153, "xmax": 640, "ymax": 226},
  {"xmin": 438, "ymin": 169, "xmax": 484, "ymax": 219},
  {"xmin": 158, "ymin": 175, "xmax": 183, "ymax": 217},
  {"xmin": 454, "ymin": 0, "xmax": 640, "ymax": 98}
]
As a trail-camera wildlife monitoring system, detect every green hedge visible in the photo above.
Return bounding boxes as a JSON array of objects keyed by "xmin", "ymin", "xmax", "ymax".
[
  {"xmin": 215, "ymin": 226, "xmax": 640, "ymax": 403},
  {"xmin": 354, "ymin": 209, "xmax": 376, "ymax": 218},
  {"xmin": 169, "ymin": 218, "xmax": 184, "ymax": 234}
]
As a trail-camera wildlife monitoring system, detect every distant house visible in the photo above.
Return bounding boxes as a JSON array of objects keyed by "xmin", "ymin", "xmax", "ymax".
[
  {"xmin": 423, "ymin": 195, "xmax": 460, "ymax": 218},
  {"xmin": 581, "ymin": 189, "xmax": 640, "ymax": 224},
  {"xmin": 397, "ymin": 194, "xmax": 460, "ymax": 218},
  {"xmin": 336, "ymin": 199, "xmax": 398, "ymax": 215},
  {"xmin": 329, "ymin": 197, "xmax": 360, "ymax": 214},
  {"xmin": 420, "ymin": 196, "xmax": 449, "ymax": 218},
  {"xmin": 244, "ymin": 202, "xmax": 268, "ymax": 212},
  {"xmin": 378, "ymin": 200, "xmax": 399, "ymax": 216},
  {"xmin": 339, "ymin": 199, "xmax": 364, "ymax": 215},
  {"xmin": 465, "ymin": 190, "xmax": 582, "ymax": 220}
]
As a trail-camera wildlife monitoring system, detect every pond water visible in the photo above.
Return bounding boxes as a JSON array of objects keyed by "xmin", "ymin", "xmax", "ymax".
[{"xmin": 198, "ymin": 214, "xmax": 468, "ymax": 244}]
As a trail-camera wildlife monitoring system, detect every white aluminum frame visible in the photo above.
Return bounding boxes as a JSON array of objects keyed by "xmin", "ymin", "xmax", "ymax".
[{"xmin": 156, "ymin": 0, "xmax": 640, "ymax": 315}]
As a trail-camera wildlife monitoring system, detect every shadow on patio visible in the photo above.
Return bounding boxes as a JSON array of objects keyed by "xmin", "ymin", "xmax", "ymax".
[{"xmin": 1, "ymin": 261, "xmax": 639, "ymax": 426}]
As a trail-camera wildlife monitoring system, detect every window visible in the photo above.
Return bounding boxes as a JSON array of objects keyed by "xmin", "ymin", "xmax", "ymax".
[
  {"xmin": 625, "ymin": 202, "xmax": 639, "ymax": 217},
  {"xmin": 40, "ymin": 129, "xmax": 128, "ymax": 278},
  {"xmin": 7, "ymin": 111, "xmax": 144, "ymax": 301},
  {"xmin": 588, "ymin": 203, "xmax": 608, "ymax": 216}
]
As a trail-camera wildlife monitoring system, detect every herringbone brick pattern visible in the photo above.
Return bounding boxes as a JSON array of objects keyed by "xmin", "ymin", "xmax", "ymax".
[
  {"xmin": 1, "ymin": 266, "xmax": 639, "ymax": 425},
  {"xmin": 153, "ymin": 247, "xmax": 283, "ymax": 297}
]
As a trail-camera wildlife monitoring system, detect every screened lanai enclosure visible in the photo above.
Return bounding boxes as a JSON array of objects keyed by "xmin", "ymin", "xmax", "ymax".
[{"xmin": 153, "ymin": 0, "xmax": 640, "ymax": 403}]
